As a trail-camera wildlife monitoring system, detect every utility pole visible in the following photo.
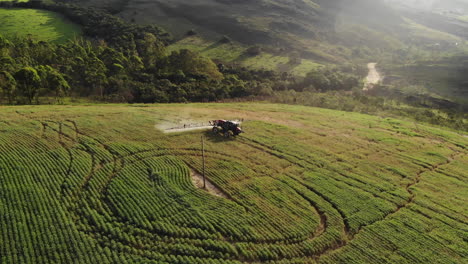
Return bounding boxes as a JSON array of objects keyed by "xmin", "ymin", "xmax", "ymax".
[{"xmin": 201, "ymin": 136, "xmax": 206, "ymax": 189}]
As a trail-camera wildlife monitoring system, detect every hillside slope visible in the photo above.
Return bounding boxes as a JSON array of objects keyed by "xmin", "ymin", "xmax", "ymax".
[
  {"xmin": 0, "ymin": 103, "xmax": 466, "ymax": 263},
  {"xmin": 72, "ymin": 0, "xmax": 409, "ymax": 62},
  {"xmin": 71, "ymin": 0, "xmax": 466, "ymax": 70}
]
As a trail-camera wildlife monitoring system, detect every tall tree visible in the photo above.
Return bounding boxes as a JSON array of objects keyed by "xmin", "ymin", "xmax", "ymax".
[
  {"xmin": 85, "ymin": 56, "xmax": 108, "ymax": 98},
  {"xmin": 0, "ymin": 71, "xmax": 16, "ymax": 104},
  {"xmin": 136, "ymin": 33, "xmax": 165, "ymax": 69},
  {"xmin": 167, "ymin": 49, "xmax": 223, "ymax": 81},
  {"xmin": 48, "ymin": 70, "xmax": 70, "ymax": 103},
  {"xmin": 14, "ymin": 67, "xmax": 41, "ymax": 104},
  {"xmin": 36, "ymin": 66, "xmax": 71, "ymax": 103}
]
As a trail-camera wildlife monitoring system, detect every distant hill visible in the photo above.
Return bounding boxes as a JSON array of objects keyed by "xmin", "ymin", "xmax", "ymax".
[
  {"xmin": 62, "ymin": 0, "xmax": 468, "ymax": 105},
  {"xmin": 71, "ymin": 0, "xmax": 463, "ymax": 62}
]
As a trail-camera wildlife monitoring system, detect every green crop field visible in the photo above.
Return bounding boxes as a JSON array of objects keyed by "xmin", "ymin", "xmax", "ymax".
[
  {"xmin": 0, "ymin": 8, "xmax": 80, "ymax": 43},
  {"xmin": 0, "ymin": 103, "xmax": 466, "ymax": 263}
]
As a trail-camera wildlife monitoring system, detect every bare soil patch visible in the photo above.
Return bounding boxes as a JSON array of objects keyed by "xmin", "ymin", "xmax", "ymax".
[{"xmin": 190, "ymin": 168, "xmax": 229, "ymax": 199}]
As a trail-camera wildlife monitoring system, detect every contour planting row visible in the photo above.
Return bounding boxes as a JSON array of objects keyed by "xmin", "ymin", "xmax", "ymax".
[
  {"xmin": 23, "ymin": 118, "xmax": 352, "ymax": 261},
  {"xmin": 4, "ymin": 112, "xmax": 463, "ymax": 263}
]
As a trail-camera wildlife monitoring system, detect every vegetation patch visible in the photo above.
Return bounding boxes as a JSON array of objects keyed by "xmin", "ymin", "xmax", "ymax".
[
  {"xmin": 0, "ymin": 8, "xmax": 80, "ymax": 43},
  {"xmin": 381, "ymin": 56, "xmax": 468, "ymax": 107},
  {"xmin": 169, "ymin": 36, "xmax": 323, "ymax": 76}
]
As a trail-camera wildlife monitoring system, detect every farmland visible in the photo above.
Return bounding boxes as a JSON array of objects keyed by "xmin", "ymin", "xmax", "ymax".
[
  {"xmin": 0, "ymin": 103, "xmax": 466, "ymax": 263},
  {"xmin": 0, "ymin": 8, "xmax": 80, "ymax": 43}
]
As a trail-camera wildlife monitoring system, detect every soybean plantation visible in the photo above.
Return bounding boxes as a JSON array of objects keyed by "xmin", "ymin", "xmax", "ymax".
[
  {"xmin": 0, "ymin": 8, "xmax": 80, "ymax": 43},
  {"xmin": 0, "ymin": 103, "xmax": 466, "ymax": 263}
]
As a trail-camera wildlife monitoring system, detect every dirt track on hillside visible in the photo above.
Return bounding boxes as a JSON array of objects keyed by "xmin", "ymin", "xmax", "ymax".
[{"xmin": 363, "ymin": 63, "xmax": 382, "ymax": 91}]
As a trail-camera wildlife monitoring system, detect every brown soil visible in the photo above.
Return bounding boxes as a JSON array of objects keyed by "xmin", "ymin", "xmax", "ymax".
[{"xmin": 190, "ymin": 169, "xmax": 229, "ymax": 199}]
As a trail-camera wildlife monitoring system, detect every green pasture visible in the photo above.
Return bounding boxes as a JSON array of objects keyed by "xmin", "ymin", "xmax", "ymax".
[{"xmin": 0, "ymin": 8, "xmax": 80, "ymax": 43}]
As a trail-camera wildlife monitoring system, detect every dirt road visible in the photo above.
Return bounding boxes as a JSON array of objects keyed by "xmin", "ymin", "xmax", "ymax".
[{"xmin": 363, "ymin": 63, "xmax": 382, "ymax": 91}]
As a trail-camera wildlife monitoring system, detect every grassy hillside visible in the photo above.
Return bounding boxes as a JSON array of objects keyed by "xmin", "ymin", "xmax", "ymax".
[
  {"xmin": 70, "ymin": 1, "xmax": 409, "ymax": 60},
  {"xmin": 0, "ymin": 103, "xmax": 466, "ymax": 263},
  {"xmin": 381, "ymin": 55, "xmax": 468, "ymax": 107},
  {"xmin": 0, "ymin": 8, "xmax": 80, "ymax": 43},
  {"xmin": 69, "ymin": 0, "xmax": 467, "ymax": 78},
  {"xmin": 168, "ymin": 36, "xmax": 323, "ymax": 77}
]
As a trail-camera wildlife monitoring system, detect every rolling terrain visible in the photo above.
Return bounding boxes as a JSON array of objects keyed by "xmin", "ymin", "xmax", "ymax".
[
  {"xmin": 64, "ymin": 0, "xmax": 468, "ymax": 106},
  {"xmin": 0, "ymin": 103, "xmax": 466, "ymax": 263}
]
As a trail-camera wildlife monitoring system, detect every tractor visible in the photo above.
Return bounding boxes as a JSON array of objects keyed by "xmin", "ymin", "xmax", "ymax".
[{"xmin": 210, "ymin": 120, "xmax": 243, "ymax": 138}]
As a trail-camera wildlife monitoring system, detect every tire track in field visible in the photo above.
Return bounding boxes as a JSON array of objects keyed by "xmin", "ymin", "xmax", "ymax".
[
  {"xmin": 8, "ymin": 114, "xmax": 392, "ymax": 261},
  {"xmin": 59, "ymin": 131, "xmax": 331, "ymax": 261},
  {"xmin": 13, "ymin": 115, "xmax": 118, "ymax": 215},
  {"xmin": 95, "ymin": 147, "xmax": 321, "ymax": 244},
  {"xmin": 70, "ymin": 145, "xmax": 328, "ymax": 261},
  {"xmin": 58, "ymin": 123, "xmax": 74, "ymax": 191},
  {"xmin": 14, "ymin": 112, "xmax": 80, "ymax": 198},
  {"xmin": 238, "ymin": 137, "xmax": 404, "ymax": 205},
  {"xmin": 236, "ymin": 138, "xmax": 350, "ymax": 250},
  {"xmin": 237, "ymin": 136, "xmax": 465, "ymax": 261},
  {"xmin": 22, "ymin": 113, "xmax": 459, "ymax": 262},
  {"xmin": 22, "ymin": 119, "xmax": 234, "ymax": 259},
  {"xmin": 26, "ymin": 118, "xmax": 326, "ymax": 261},
  {"xmin": 37, "ymin": 120, "xmax": 100, "ymax": 200},
  {"xmin": 314, "ymin": 150, "xmax": 464, "ymax": 262},
  {"xmin": 61, "ymin": 124, "xmax": 464, "ymax": 261}
]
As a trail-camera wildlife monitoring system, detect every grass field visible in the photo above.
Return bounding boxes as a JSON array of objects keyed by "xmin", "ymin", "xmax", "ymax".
[
  {"xmin": 0, "ymin": 103, "xmax": 466, "ymax": 263},
  {"xmin": 0, "ymin": 8, "xmax": 80, "ymax": 43},
  {"xmin": 169, "ymin": 36, "xmax": 323, "ymax": 77}
]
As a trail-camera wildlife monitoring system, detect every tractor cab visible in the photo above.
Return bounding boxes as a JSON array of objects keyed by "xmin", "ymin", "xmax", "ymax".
[{"xmin": 210, "ymin": 120, "xmax": 243, "ymax": 138}]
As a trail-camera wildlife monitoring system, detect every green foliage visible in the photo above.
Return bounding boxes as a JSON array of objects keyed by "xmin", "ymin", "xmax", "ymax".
[
  {"xmin": 381, "ymin": 56, "xmax": 468, "ymax": 107},
  {"xmin": 0, "ymin": 31, "xmax": 332, "ymax": 104},
  {"xmin": 268, "ymin": 90, "xmax": 468, "ymax": 131},
  {"xmin": 302, "ymin": 66, "xmax": 362, "ymax": 92},
  {"xmin": 168, "ymin": 36, "xmax": 323, "ymax": 77},
  {"xmin": 136, "ymin": 33, "xmax": 165, "ymax": 69},
  {"xmin": 36, "ymin": 65, "xmax": 70, "ymax": 101},
  {"xmin": 0, "ymin": 70, "xmax": 16, "ymax": 103},
  {"xmin": 14, "ymin": 66, "xmax": 41, "ymax": 104},
  {"xmin": 165, "ymin": 49, "xmax": 223, "ymax": 81},
  {"xmin": 0, "ymin": 35, "xmax": 12, "ymax": 56}
]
